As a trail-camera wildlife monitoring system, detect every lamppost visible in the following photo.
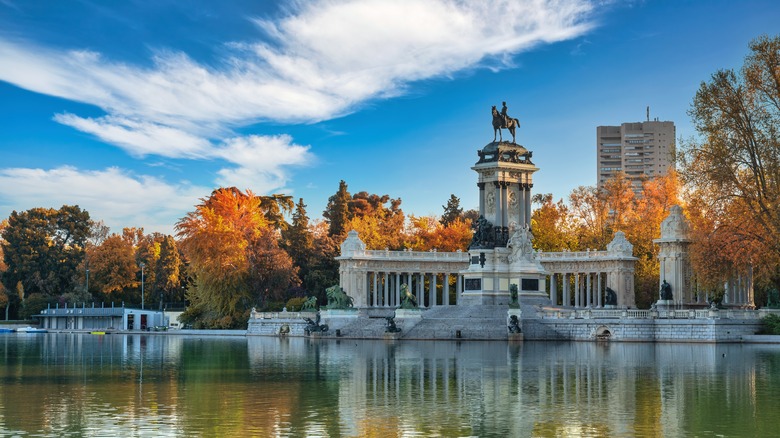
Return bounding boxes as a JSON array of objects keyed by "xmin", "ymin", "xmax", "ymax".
[{"xmin": 140, "ymin": 262, "xmax": 146, "ymax": 310}]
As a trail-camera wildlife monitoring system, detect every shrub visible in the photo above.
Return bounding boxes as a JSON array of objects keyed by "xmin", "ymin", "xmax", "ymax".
[
  {"xmin": 761, "ymin": 314, "xmax": 780, "ymax": 335},
  {"xmin": 285, "ymin": 297, "xmax": 307, "ymax": 311}
]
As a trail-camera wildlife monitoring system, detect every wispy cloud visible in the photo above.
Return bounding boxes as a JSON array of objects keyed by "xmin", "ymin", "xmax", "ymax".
[
  {"xmin": 0, "ymin": 0, "xmax": 595, "ymax": 138},
  {"xmin": 0, "ymin": 0, "xmax": 596, "ymax": 231},
  {"xmin": 0, "ymin": 167, "xmax": 207, "ymax": 234}
]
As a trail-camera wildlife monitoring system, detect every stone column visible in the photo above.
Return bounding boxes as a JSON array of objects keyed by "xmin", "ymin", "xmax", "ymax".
[
  {"xmin": 586, "ymin": 273, "xmax": 592, "ymax": 307},
  {"xmin": 501, "ymin": 182, "xmax": 509, "ymax": 230},
  {"xmin": 478, "ymin": 183, "xmax": 486, "ymax": 217},
  {"xmin": 494, "ymin": 181, "xmax": 503, "ymax": 228},
  {"xmin": 417, "ymin": 273, "xmax": 424, "ymax": 308},
  {"xmin": 574, "ymin": 274, "xmax": 581, "ymax": 308},
  {"xmin": 431, "ymin": 273, "xmax": 438, "ymax": 307},
  {"xmin": 518, "ymin": 183, "xmax": 526, "ymax": 228},
  {"xmin": 444, "ymin": 273, "xmax": 450, "ymax": 306},
  {"xmin": 382, "ymin": 272, "xmax": 388, "ymax": 307},
  {"xmin": 563, "ymin": 273, "xmax": 570, "ymax": 307},
  {"xmin": 456, "ymin": 274, "xmax": 462, "ymax": 303},
  {"xmin": 524, "ymin": 184, "xmax": 533, "ymax": 229},
  {"xmin": 395, "ymin": 273, "xmax": 401, "ymax": 307},
  {"xmin": 550, "ymin": 273, "xmax": 557, "ymax": 305},
  {"xmin": 597, "ymin": 273, "xmax": 603, "ymax": 307}
]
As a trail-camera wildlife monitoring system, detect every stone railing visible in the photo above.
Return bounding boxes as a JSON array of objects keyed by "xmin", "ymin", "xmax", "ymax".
[
  {"xmin": 539, "ymin": 307, "xmax": 780, "ymax": 320},
  {"xmin": 537, "ymin": 250, "xmax": 610, "ymax": 260},
  {"xmin": 358, "ymin": 249, "xmax": 469, "ymax": 262}
]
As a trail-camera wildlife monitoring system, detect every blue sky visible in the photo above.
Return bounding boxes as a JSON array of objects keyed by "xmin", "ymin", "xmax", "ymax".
[{"xmin": 1, "ymin": 0, "xmax": 779, "ymax": 234}]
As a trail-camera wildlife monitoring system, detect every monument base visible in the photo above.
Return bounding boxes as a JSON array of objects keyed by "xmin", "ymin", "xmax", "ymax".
[
  {"xmin": 321, "ymin": 309, "xmax": 359, "ymax": 318},
  {"xmin": 508, "ymin": 333, "xmax": 524, "ymax": 342},
  {"xmin": 395, "ymin": 308, "xmax": 422, "ymax": 319}
]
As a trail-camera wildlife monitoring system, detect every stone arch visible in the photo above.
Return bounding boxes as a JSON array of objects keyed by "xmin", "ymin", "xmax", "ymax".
[{"xmin": 595, "ymin": 325, "xmax": 611, "ymax": 340}]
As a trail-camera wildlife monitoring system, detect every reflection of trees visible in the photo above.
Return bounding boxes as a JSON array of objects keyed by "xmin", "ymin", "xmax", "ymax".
[{"xmin": 4, "ymin": 336, "xmax": 780, "ymax": 435}]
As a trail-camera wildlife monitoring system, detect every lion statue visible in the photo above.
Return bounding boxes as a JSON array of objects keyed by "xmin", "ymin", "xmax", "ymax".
[{"xmin": 325, "ymin": 285, "xmax": 354, "ymax": 310}]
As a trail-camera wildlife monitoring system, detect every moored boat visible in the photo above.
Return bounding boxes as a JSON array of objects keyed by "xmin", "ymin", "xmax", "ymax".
[{"xmin": 16, "ymin": 327, "xmax": 48, "ymax": 333}]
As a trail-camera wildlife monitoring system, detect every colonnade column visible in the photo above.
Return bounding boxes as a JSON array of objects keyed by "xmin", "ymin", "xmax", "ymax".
[
  {"xmin": 444, "ymin": 273, "xmax": 450, "ymax": 306},
  {"xmin": 431, "ymin": 273, "xmax": 438, "ymax": 307},
  {"xmin": 586, "ymin": 273, "xmax": 592, "ymax": 308},
  {"xmin": 550, "ymin": 274, "xmax": 557, "ymax": 305},
  {"xmin": 395, "ymin": 273, "xmax": 402, "ymax": 307},
  {"xmin": 574, "ymin": 274, "xmax": 580, "ymax": 307},
  {"xmin": 417, "ymin": 273, "xmax": 424, "ymax": 307},
  {"xmin": 597, "ymin": 273, "xmax": 602, "ymax": 307},
  {"xmin": 455, "ymin": 274, "xmax": 462, "ymax": 304},
  {"xmin": 563, "ymin": 273, "xmax": 570, "ymax": 307}
]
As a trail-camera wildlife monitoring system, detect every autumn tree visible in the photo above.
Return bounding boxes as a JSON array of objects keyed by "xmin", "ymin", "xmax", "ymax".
[
  {"xmin": 679, "ymin": 35, "xmax": 780, "ymax": 293},
  {"xmin": 530, "ymin": 193, "xmax": 577, "ymax": 252},
  {"xmin": 405, "ymin": 216, "xmax": 473, "ymax": 252},
  {"xmin": 176, "ymin": 187, "xmax": 299, "ymax": 328},
  {"xmin": 87, "ymin": 234, "xmax": 138, "ymax": 300}
]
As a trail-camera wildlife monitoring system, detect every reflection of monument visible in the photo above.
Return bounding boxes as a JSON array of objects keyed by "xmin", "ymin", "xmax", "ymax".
[{"xmin": 462, "ymin": 107, "xmax": 547, "ymax": 305}]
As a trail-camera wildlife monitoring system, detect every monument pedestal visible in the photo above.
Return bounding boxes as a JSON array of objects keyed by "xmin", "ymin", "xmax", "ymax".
[{"xmin": 395, "ymin": 309, "xmax": 422, "ymax": 319}]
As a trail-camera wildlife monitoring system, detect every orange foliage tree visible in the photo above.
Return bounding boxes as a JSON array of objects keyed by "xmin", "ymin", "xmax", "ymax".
[
  {"xmin": 176, "ymin": 187, "xmax": 299, "ymax": 328},
  {"xmin": 405, "ymin": 216, "xmax": 473, "ymax": 252},
  {"xmin": 679, "ymin": 35, "xmax": 780, "ymax": 299}
]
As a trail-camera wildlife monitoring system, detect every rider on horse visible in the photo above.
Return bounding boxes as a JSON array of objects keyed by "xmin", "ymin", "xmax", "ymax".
[{"xmin": 500, "ymin": 101, "xmax": 511, "ymax": 128}]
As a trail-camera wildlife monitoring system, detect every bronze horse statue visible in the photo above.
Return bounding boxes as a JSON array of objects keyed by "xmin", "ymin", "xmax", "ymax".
[{"xmin": 492, "ymin": 106, "xmax": 520, "ymax": 143}]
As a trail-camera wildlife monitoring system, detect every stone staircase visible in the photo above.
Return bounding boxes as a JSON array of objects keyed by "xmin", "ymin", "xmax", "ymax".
[{"xmin": 398, "ymin": 305, "xmax": 509, "ymax": 340}]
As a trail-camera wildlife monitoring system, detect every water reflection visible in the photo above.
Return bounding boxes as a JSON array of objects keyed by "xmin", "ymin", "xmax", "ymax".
[{"xmin": 1, "ymin": 334, "xmax": 780, "ymax": 437}]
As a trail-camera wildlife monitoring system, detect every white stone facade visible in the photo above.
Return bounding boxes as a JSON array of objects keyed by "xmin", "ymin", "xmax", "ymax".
[{"xmin": 337, "ymin": 230, "xmax": 637, "ymax": 309}]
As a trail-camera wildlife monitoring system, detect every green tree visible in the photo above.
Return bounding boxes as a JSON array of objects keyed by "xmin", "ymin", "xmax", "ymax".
[
  {"xmin": 259, "ymin": 194, "xmax": 294, "ymax": 231},
  {"xmin": 154, "ymin": 235, "xmax": 183, "ymax": 308},
  {"xmin": 283, "ymin": 198, "xmax": 314, "ymax": 282},
  {"xmin": 323, "ymin": 180, "xmax": 351, "ymax": 238},
  {"xmin": 441, "ymin": 194, "xmax": 464, "ymax": 226},
  {"xmin": 679, "ymin": 34, "xmax": 780, "ymax": 290},
  {"xmin": 1, "ymin": 206, "xmax": 90, "ymax": 297}
]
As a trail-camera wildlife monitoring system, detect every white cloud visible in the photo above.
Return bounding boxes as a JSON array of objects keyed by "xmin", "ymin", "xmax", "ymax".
[
  {"xmin": 0, "ymin": 0, "xmax": 596, "ymax": 228},
  {"xmin": 0, "ymin": 166, "xmax": 208, "ymax": 235},
  {"xmin": 0, "ymin": 0, "xmax": 595, "ymax": 132},
  {"xmin": 213, "ymin": 134, "xmax": 314, "ymax": 191}
]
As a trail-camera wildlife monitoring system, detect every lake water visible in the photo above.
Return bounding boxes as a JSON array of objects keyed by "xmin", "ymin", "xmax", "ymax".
[{"xmin": 1, "ymin": 333, "xmax": 780, "ymax": 437}]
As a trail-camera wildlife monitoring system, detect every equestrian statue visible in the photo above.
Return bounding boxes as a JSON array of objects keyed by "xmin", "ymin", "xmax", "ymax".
[{"xmin": 492, "ymin": 101, "xmax": 520, "ymax": 143}]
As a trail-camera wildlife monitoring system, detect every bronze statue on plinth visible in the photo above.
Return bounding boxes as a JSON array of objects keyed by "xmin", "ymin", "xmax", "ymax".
[{"xmin": 492, "ymin": 101, "xmax": 520, "ymax": 143}]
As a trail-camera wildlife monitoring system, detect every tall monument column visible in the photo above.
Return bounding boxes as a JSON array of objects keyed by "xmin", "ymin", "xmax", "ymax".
[{"xmin": 460, "ymin": 101, "xmax": 548, "ymax": 306}]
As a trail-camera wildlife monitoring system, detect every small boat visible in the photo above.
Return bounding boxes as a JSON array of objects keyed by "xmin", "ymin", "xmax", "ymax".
[
  {"xmin": 15, "ymin": 327, "xmax": 48, "ymax": 333},
  {"xmin": 0, "ymin": 328, "xmax": 15, "ymax": 333},
  {"xmin": 90, "ymin": 331, "xmax": 106, "ymax": 335}
]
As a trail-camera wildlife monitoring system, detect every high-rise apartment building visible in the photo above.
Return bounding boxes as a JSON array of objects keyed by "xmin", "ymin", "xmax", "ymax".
[{"xmin": 596, "ymin": 119, "xmax": 675, "ymax": 193}]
